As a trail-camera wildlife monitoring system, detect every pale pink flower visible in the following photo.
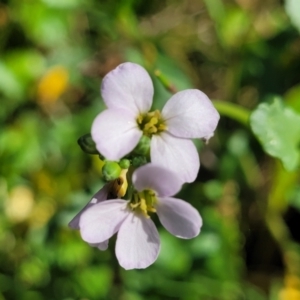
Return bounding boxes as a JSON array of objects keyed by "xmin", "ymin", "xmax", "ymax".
[
  {"xmin": 73, "ymin": 164, "xmax": 202, "ymax": 270},
  {"xmin": 91, "ymin": 62, "xmax": 220, "ymax": 183},
  {"xmin": 69, "ymin": 184, "xmax": 110, "ymax": 250}
]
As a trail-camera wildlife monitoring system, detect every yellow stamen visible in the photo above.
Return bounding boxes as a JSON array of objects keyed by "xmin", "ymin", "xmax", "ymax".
[
  {"xmin": 137, "ymin": 115, "xmax": 143, "ymax": 124},
  {"xmin": 139, "ymin": 198, "xmax": 149, "ymax": 218},
  {"xmin": 129, "ymin": 189, "xmax": 157, "ymax": 218},
  {"xmin": 147, "ymin": 206, "xmax": 156, "ymax": 213},
  {"xmin": 137, "ymin": 110, "xmax": 167, "ymax": 137},
  {"xmin": 158, "ymin": 124, "xmax": 167, "ymax": 131}
]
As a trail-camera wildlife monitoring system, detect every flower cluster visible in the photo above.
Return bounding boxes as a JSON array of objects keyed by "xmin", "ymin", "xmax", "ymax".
[{"xmin": 70, "ymin": 62, "xmax": 219, "ymax": 269}]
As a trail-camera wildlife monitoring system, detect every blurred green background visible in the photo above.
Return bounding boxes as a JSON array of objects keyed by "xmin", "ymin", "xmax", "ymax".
[{"xmin": 1, "ymin": 0, "xmax": 300, "ymax": 299}]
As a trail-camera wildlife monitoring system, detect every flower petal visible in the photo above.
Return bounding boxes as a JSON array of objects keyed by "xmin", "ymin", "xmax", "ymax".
[
  {"xmin": 156, "ymin": 197, "xmax": 202, "ymax": 239},
  {"xmin": 162, "ymin": 89, "xmax": 220, "ymax": 140},
  {"xmin": 68, "ymin": 184, "xmax": 110, "ymax": 230},
  {"xmin": 79, "ymin": 200, "xmax": 129, "ymax": 244},
  {"xmin": 97, "ymin": 241, "xmax": 109, "ymax": 251},
  {"xmin": 132, "ymin": 163, "xmax": 182, "ymax": 197},
  {"xmin": 91, "ymin": 109, "xmax": 142, "ymax": 160},
  {"xmin": 116, "ymin": 213, "xmax": 160, "ymax": 270},
  {"xmin": 101, "ymin": 62, "xmax": 153, "ymax": 115},
  {"xmin": 151, "ymin": 133, "xmax": 200, "ymax": 183},
  {"xmin": 89, "ymin": 241, "xmax": 109, "ymax": 251}
]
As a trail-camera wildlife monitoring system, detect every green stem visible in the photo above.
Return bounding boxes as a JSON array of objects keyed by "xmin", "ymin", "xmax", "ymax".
[
  {"xmin": 213, "ymin": 100, "xmax": 251, "ymax": 127},
  {"xmin": 154, "ymin": 70, "xmax": 177, "ymax": 94}
]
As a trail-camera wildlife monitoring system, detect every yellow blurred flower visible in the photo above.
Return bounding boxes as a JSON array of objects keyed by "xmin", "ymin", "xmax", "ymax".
[
  {"xmin": 279, "ymin": 287, "xmax": 300, "ymax": 300},
  {"xmin": 37, "ymin": 65, "xmax": 69, "ymax": 103},
  {"xmin": 279, "ymin": 275, "xmax": 300, "ymax": 300},
  {"xmin": 285, "ymin": 274, "xmax": 300, "ymax": 289},
  {"xmin": 5, "ymin": 186, "xmax": 34, "ymax": 223}
]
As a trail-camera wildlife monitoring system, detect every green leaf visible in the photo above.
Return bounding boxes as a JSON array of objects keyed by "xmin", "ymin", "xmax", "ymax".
[
  {"xmin": 219, "ymin": 7, "xmax": 250, "ymax": 48},
  {"xmin": 250, "ymin": 97, "xmax": 300, "ymax": 171},
  {"xmin": 287, "ymin": 186, "xmax": 300, "ymax": 211},
  {"xmin": 0, "ymin": 62, "xmax": 23, "ymax": 99},
  {"xmin": 285, "ymin": 84, "xmax": 300, "ymax": 114},
  {"xmin": 156, "ymin": 231, "xmax": 192, "ymax": 276},
  {"xmin": 285, "ymin": 0, "xmax": 300, "ymax": 33},
  {"xmin": 75, "ymin": 266, "xmax": 113, "ymax": 298}
]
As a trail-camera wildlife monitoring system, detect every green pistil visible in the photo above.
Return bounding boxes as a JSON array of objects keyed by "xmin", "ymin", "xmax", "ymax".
[
  {"xmin": 137, "ymin": 110, "xmax": 167, "ymax": 137},
  {"xmin": 129, "ymin": 189, "xmax": 157, "ymax": 218}
]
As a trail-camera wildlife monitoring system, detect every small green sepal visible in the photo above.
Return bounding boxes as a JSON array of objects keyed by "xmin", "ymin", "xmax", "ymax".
[
  {"xmin": 119, "ymin": 159, "xmax": 130, "ymax": 169},
  {"xmin": 77, "ymin": 134, "xmax": 98, "ymax": 154},
  {"xmin": 133, "ymin": 135, "xmax": 151, "ymax": 156},
  {"xmin": 102, "ymin": 161, "xmax": 122, "ymax": 181},
  {"xmin": 132, "ymin": 156, "xmax": 148, "ymax": 167}
]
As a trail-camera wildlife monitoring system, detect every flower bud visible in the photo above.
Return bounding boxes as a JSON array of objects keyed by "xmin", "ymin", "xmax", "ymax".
[
  {"xmin": 119, "ymin": 159, "xmax": 130, "ymax": 169},
  {"xmin": 77, "ymin": 134, "xmax": 98, "ymax": 154},
  {"xmin": 111, "ymin": 169, "xmax": 128, "ymax": 198},
  {"xmin": 133, "ymin": 135, "xmax": 151, "ymax": 156},
  {"xmin": 102, "ymin": 161, "xmax": 121, "ymax": 181},
  {"xmin": 132, "ymin": 156, "xmax": 147, "ymax": 167}
]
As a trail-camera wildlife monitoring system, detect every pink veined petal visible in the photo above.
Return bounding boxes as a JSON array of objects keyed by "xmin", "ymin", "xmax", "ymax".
[
  {"xmin": 162, "ymin": 89, "xmax": 220, "ymax": 140},
  {"xmin": 101, "ymin": 62, "xmax": 153, "ymax": 115},
  {"xmin": 68, "ymin": 184, "xmax": 110, "ymax": 230},
  {"xmin": 89, "ymin": 240, "xmax": 109, "ymax": 251},
  {"xmin": 132, "ymin": 163, "xmax": 182, "ymax": 197},
  {"xmin": 151, "ymin": 132, "xmax": 200, "ymax": 183},
  {"xmin": 91, "ymin": 109, "xmax": 142, "ymax": 160},
  {"xmin": 79, "ymin": 200, "xmax": 129, "ymax": 244},
  {"xmin": 115, "ymin": 213, "xmax": 160, "ymax": 270},
  {"xmin": 156, "ymin": 197, "xmax": 202, "ymax": 239}
]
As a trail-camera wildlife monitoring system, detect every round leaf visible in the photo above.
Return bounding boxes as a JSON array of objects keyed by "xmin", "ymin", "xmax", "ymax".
[{"xmin": 250, "ymin": 97, "xmax": 300, "ymax": 171}]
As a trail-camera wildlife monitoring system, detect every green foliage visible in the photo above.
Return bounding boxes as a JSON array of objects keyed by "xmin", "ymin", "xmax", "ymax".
[
  {"xmin": 250, "ymin": 97, "xmax": 300, "ymax": 171},
  {"xmin": 285, "ymin": 0, "xmax": 300, "ymax": 33},
  {"xmin": 1, "ymin": 0, "xmax": 300, "ymax": 299}
]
